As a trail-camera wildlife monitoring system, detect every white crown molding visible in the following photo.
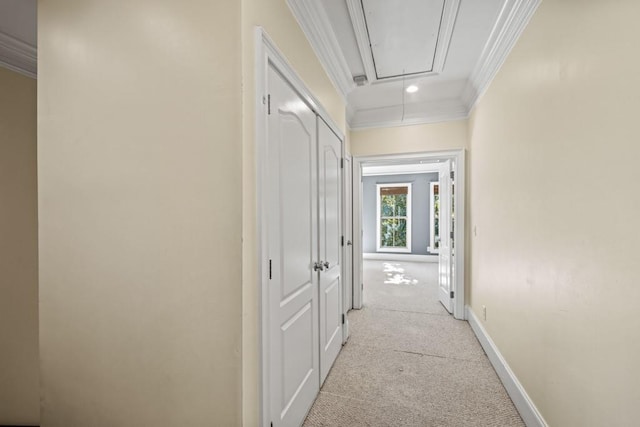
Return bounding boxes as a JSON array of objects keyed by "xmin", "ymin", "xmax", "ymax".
[
  {"xmin": 431, "ymin": 0, "xmax": 461, "ymax": 75},
  {"xmin": 0, "ymin": 30, "xmax": 37, "ymax": 79},
  {"xmin": 291, "ymin": 0, "xmax": 539, "ymax": 130},
  {"xmin": 349, "ymin": 0, "xmax": 540, "ymax": 130},
  {"xmin": 345, "ymin": 0, "xmax": 376, "ymax": 84},
  {"xmin": 286, "ymin": 0, "xmax": 354, "ymax": 103},
  {"xmin": 462, "ymin": 0, "xmax": 541, "ymax": 110},
  {"xmin": 467, "ymin": 306, "xmax": 549, "ymax": 427},
  {"xmin": 350, "ymin": 98, "xmax": 469, "ymax": 130}
]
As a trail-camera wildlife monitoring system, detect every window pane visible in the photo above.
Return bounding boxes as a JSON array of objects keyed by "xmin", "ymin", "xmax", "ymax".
[
  {"xmin": 380, "ymin": 195, "xmax": 395, "ymax": 217},
  {"xmin": 380, "ymin": 218, "xmax": 407, "ymax": 248},
  {"xmin": 395, "ymin": 194, "xmax": 407, "ymax": 216},
  {"xmin": 380, "ymin": 193, "xmax": 408, "ymax": 217}
]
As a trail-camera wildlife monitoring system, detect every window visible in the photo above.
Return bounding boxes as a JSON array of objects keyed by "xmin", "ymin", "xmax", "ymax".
[
  {"xmin": 376, "ymin": 183, "xmax": 412, "ymax": 252},
  {"xmin": 429, "ymin": 182, "xmax": 439, "ymax": 253}
]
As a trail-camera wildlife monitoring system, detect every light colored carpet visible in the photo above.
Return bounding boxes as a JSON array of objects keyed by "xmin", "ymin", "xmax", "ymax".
[{"xmin": 303, "ymin": 260, "xmax": 524, "ymax": 427}]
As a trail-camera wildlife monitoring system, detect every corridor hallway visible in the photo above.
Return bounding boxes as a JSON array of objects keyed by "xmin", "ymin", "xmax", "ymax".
[{"xmin": 304, "ymin": 260, "xmax": 524, "ymax": 426}]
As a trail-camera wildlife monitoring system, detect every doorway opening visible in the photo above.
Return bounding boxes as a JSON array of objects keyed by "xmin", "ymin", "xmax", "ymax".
[{"xmin": 350, "ymin": 151, "xmax": 466, "ymax": 320}]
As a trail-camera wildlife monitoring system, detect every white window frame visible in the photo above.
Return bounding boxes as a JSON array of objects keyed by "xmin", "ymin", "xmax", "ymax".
[
  {"xmin": 376, "ymin": 182, "xmax": 412, "ymax": 253},
  {"xmin": 428, "ymin": 181, "xmax": 440, "ymax": 254}
]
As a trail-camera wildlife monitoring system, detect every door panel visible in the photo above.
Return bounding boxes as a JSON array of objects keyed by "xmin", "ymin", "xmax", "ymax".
[
  {"xmin": 280, "ymin": 116, "xmax": 314, "ymax": 300},
  {"xmin": 318, "ymin": 118, "xmax": 342, "ymax": 385},
  {"xmin": 438, "ymin": 160, "xmax": 453, "ymax": 313},
  {"xmin": 268, "ymin": 66, "xmax": 319, "ymax": 427},
  {"xmin": 323, "ymin": 278, "xmax": 341, "ymax": 349},
  {"xmin": 281, "ymin": 303, "xmax": 314, "ymax": 408},
  {"xmin": 322, "ymin": 147, "xmax": 340, "ymax": 268}
]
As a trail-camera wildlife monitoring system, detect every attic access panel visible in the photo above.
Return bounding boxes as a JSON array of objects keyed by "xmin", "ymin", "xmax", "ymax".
[{"xmin": 361, "ymin": 0, "xmax": 447, "ymax": 79}]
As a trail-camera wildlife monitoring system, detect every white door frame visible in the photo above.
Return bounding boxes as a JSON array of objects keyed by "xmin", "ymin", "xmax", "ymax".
[
  {"xmin": 342, "ymin": 154, "xmax": 353, "ymax": 342},
  {"xmin": 352, "ymin": 160, "xmax": 364, "ymax": 310},
  {"xmin": 254, "ymin": 27, "xmax": 345, "ymax": 427},
  {"xmin": 352, "ymin": 150, "xmax": 466, "ymax": 320}
]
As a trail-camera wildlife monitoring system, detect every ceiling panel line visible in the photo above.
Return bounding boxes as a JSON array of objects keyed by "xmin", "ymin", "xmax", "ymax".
[
  {"xmin": 346, "ymin": 0, "xmax": 377, "ymax": 84},
  {"xmin": 363, "ymin": 0, "xmax": 443, "ymax": 79},
  {"xmin": 352, "ymin": 0, "xmax": 460, "ymax": 81},
  {"xmin": 431, "ymin": 0, "xmax": 461, "ymax": 77}
]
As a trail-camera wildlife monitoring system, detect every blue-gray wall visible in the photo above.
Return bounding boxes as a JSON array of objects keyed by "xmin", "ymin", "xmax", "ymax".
[{"xmin": 363, "ymin": 173, "xmax": 439, "ymax": 255}]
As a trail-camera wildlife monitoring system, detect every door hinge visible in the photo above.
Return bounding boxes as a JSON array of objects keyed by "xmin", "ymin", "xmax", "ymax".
[
  {"xmin": 269, "ymin": 259, "xmax": 272, "ymax": 280},
  {"xmin": 341, "ymin": 235, "xmax": 344, "ymax": 246},
  {"xmin": 270, "ymin": 423, "xmax": 273, "ymax": 427},
  {"xmin": 342, "ymin": 314, "xmax": 345, "ymax": 325},
  {"xmin": 267, "ymin": 94, "xmax": 271, "ymax": 115},
  {"xmin": 450, "ymin": 170, "xmax": 455, "ymax": 180},
  {"xmin": 450, "ymin": 291, "xmax": 454, "ymax": 298},
  {"xmin": 450, "ymin": 231, "xmax": 454, "ymax": 239},
  {"xmin": 341, "ymin": 158, "xmax": 344, "ymax": 169}
]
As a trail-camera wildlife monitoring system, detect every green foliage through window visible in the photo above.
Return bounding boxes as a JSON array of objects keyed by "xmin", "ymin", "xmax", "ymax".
[{"xmin": 379, "ymin": 186, "xmax": 409, "ymax": 249}]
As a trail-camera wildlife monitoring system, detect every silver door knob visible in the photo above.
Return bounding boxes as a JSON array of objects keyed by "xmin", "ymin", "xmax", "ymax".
[
  {"xmin": 347, "ymin": 240, "xmax": 352, "ymax": 246},
  {"xmin": 313, "ymin": 262, "xmax": 324, "ymax": 272},
  {"xmin": 323, "ymin": 261, "xmax": 330, "ymax": 269}
]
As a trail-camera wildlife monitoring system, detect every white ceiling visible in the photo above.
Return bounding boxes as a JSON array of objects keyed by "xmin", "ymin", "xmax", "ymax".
[
  {"xmin": 0, "ymin": 0, "xmax": 37, "ymax": 78},
  {"xmin": 288, "ymin": 0, "xmax": 541, "ymax": 129}
]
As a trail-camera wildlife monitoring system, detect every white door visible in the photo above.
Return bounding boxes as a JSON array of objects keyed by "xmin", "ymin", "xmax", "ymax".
[
  {"xmin": 267, "ymin": 66, "xmax": 319, "ymax": 427},
  {"xmin": 438, "ymin": 160, "xmax": 453, "ymax": 313},
  {"xmin": 342, "ymin": 155, "xmax": 353, "ymax": 343},
  {"xmin": 317, "ymin": 118, "xmax": 342, "ymax": 385}
]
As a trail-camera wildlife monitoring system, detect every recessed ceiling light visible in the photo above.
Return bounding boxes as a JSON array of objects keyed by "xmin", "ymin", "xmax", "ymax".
[{"xmin": 406, "ymin": 85, "xmax": 419, "ymax": 93}]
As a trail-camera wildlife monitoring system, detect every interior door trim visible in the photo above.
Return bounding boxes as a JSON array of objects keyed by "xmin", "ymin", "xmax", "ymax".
[{"xmin": 352, "ymin": 150, "xmax": 466, "ymax": 320}]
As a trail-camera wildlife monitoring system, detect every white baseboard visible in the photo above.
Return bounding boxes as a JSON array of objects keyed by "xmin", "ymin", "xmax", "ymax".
[
  {"xmin": 363, "ymin": 253, "xmax": 438, "ymax": 263},
  {"xmin": 466, "ymin": 306, "xmax": 548, "ymax": 427}
]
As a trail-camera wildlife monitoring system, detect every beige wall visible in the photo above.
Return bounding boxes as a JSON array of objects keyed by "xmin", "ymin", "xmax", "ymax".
[
  {"xmin": 0, "ymin": 67, "xmax": 39, "ymax": 425},
  {"xmin": 349, "ymin": 120, "xmax": 468, "ymax": 156},
  {"xmin": 38, "ymin": 0, "xmax": 242, "ymax": 425},
  {"xmin": 467, "ymin": 0, "xmax": 640, "ymax": 425},
  {"xmin": 240, "ymin": 2, "xmax": 346, "ymax": 425}
]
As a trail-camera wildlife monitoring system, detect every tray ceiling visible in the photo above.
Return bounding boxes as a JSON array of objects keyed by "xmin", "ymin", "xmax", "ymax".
[{"xmin": 288, "ymin": 0, "xmax": 541, "ymax": 129}]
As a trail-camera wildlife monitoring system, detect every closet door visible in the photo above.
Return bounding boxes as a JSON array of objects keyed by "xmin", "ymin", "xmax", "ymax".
[
  {"xmin": 317, "ymin": 118, "xmax": 342, "ymax": 385},
  {"xmin": 267, "ymin": 65, "xmax": 320, "ymax": 427}
]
